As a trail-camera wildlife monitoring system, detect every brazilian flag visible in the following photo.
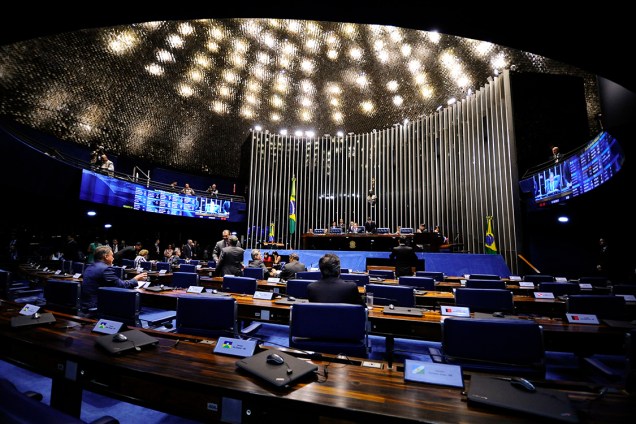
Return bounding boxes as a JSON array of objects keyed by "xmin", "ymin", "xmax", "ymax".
[
  {"xmin": 289, "ymin": 177, "xmax": 296, "ymax": 234},
  {"xmin": 268, "ymin": 223, "xmax": 275, "ymax": 242},
  {"xmin": 485, "ymin": 216, "xmax": 497, "ymax": 254}
]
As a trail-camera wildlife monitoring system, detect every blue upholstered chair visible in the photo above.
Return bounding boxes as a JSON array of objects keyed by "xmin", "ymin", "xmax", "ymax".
[
  {"xmin": 578, "ymin": 276, "xmax": 611, "ymax": 287},
  {"xmin": 71, "ymin": 261, "xmax": 85, "ymax": 275},
  {"xmin": 289, "ymin": 303, "xmax": 369, "ymax": 358},
  {"xmin": 97, "ymin": 287, "xmax": 140, "ymax": 327},
  {"xmin": 296, "ymin": 271, "xmax": 322, "ymax": 280},
  {"xmin": 177, "ymin": 258, "xmax": 187, "ymax": 264},
  {"xmin": 468, "ymin": 273, "xmax": 501, "ymax": 280},
  {"xmin": 178, "ymin": 263, "xmax": 197, "ymax": 273},
  {"xmin": 368, "ymin": 269, "xmax": 395, "ymax": 279},
  {"xmin": 415, "ymin": 271, "xmax": 445, "ymax": 282},
  {"xmin": 398, "ymin": 276, "xmax": 435, "ymax": 290},
  {"xmin": 61, "ymin": 259, "xmax": 73, "ymax": 274},
  {"xmin": 613, "ymin": 284, "xmax": 636, "ymax": 296},
  {"xmin": 0, "ymin": 377, "xmax": 119, "ymax": 424},
  {"xmin": 189, "ymin": 259, "xmax": 200, "ymax": 266},
  {"xmin": 566, "ymin": 294, "xmax": 626, "ymax": 320},
  {"xmin": 171, "ymin": 271, "xmax": 199, "ymax": 288},
  {"xmin": 524, "ymin": 274, "xmax": 555, "ymax": 283},
  {"xmin": 286, "ymin": 279, "xmax": 315, "ymax": 299},
  {"xmin": 538, "ymin": 282, "xmax": 580, "ymax": 296},
  {"xmin": 139, "ymin": 261, "xmax": 153, "ymax": 271},
  {"xmin": 120, "ymin": 259, "xmax": 135, "ymax": 268},
  {"xmin": 365, "ymin": 284, "xmax": 415, "ymax": 307},
  {"xmin": 175, "ymin": 295, "xmax": 238, "ymax": 337},
  {"xmin": 44, "ymin": 279, "xmax": 81, "ymax": 314},
  {"xmin": 465, "ymin": 279, "xmax": 507, "ymax": 290},
  {"xmin": 222, "ymin": 276, "xmax": 258, "ymax": 295},
  {"xmin": 243, "ymin": 267, "xmax": 265, "ymax": 280},
  {"xmin": 454, "ymin": 288, "xmax": 514, "ymax": 313},
  {"xmin": 441, "ymin": 318, "xmax": 545, "ymax": 377},
  {"xmin": 155, "ymin": 261, "xmax": 171, "ymax": 272},
  {"xmin": 110, "ymin": 266, "xmax": 125, "ymax": 279},
  {"xmin": 341, "ymin": 273, "xmax": 370, "ymax": 287}
]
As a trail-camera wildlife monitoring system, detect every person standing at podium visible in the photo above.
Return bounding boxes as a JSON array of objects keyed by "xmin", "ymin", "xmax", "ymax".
[
  {"xmin": 390, "ymin": 236, "xmax": 418, "ymax": 277},
  {"xmin": 364, "ymin": 217, "xmax": 377, "ymax": 233}
]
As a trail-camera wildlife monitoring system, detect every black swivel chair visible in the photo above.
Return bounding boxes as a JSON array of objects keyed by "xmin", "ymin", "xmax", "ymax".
[
  {"xmin": 289, "ymin": 303, "xmax": 369, "ymax": 358},
  {"xmin": 538, "ymin": 282, "xmax": 581, "ymax": 297},
  {"xmin": 524, "ymin": 274, "xmax": 555, "ymax": 283},
  {"xmin": 398, "ymin": 276, "xmax": 435, "ymax": 290},
  {"xmin": 566, "ymin": 294, "xmax": 626, "ymax": 320},
  {"xmin": 44, "ymin": 279, "xmax": 81, "ymax": 315},
  {"xmin": 454, "ymin": 287, "xmax": 514, "ymax": 314},
  {"xmin": 97, "ymin": 287, "xmax": 141, "ymax": 327},
  {"xmin": 365, "ymin": 284, "xmax": 415, "ymax": 307},
  {"xmin": 465, "ymin": 279, "xmax": 507, "ymax": 290},
  {"xmin": 176, "ymin": 295, "xmax": 238, "ymax": 337}
]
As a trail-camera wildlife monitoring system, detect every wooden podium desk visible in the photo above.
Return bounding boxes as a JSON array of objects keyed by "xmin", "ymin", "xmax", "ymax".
[{"xmin": 1, "ymin": 299, "xmax": 634, "ymax": 424}]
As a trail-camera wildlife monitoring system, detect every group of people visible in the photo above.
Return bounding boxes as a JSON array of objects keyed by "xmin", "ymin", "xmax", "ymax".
[
  {"xmin": 167, "ymin": 182, "xmax": 220, "ymax": 197},
  {"xmin": 89, "ymin": 145, "xmax": 114, "ymax": 176}
]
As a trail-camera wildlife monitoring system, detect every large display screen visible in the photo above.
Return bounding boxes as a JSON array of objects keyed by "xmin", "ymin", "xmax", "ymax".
[
  {"xmin": 519, "ymin": 131, "xmax": 625, "ymax": 206},
  {"xmin": 80, "ymin": 170, "xmax": 245, "ymax": 221}
]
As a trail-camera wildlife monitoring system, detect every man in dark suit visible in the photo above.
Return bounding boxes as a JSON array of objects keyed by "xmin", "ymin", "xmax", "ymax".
[
  {"xmin": 389, "ymin": 236, "xmax": 418, "ymax": 277},
  {"xmin": 307, "ymin": 253, "xmax": 365, "ymax": 305},
  {"xmin": 216, "ymin": 235, "xmax": 244, "ymax": 276},
  {"xmin": 181, "ymin": 239, "xmax": 193, "ymax": 260},
  {"xmin": 278, "ymin": 252, "xmax": 306, "ymax": 281},
  {"xmin": 364, "ymin": 216, "xmax": 377, "ymax": 233},
  {"xmin": 113, "ymin": 241, "xmax": 142, "ymax": 266},
  {"xmin": 212, "ymin": 229, "xmax": 241, "ymax": 264}
]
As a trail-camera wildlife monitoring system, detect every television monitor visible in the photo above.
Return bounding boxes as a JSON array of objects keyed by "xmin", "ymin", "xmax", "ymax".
[
  {"xmin": 519, "ymin": 132, "xmax": 625, "ymax": 207},
  {"xmin": 79, "ymin": 170, "xmax": 245, "ymax": 222}
]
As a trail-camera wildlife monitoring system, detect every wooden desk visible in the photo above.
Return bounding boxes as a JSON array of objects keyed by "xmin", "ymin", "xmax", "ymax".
[
  {"xmin": 1, "ymin": 299, "xmax": 633, "ymax": 423},
  {"xmin": 301, "ymin": 232, "xmax": 410, "ymax": 251}
]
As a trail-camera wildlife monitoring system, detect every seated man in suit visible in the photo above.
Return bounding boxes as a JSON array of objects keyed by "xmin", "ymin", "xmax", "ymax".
[
  {"xmin": 307, "ymin": 253, "xmax": 365, "ymax": 305},
  {"xmin": 82, "ymin": 245, "xmax": 147, "ymax": 311},
  {"xmin": 278, "ymin": 252, "xmax": 306, "ymax": 281},
  {"xmin": 247, "ymin": 249, "xmax": 277, "ymax": 278},
  {"xmin": 216, "ymin": 235, "xmax": 244, "ymax": 276},
  {"xmin": 364, "ymin": 216, "xmax": 377, "ymax": 233},
  {"xmin": 389, "ymin": 236, "xmax": 418, "ymax": 277}
]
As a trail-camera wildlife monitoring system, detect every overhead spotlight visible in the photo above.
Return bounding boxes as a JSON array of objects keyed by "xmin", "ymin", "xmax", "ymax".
[
  {"xmin": 280, "ymin": 129, "xmax": 288, "ymax": 136},
  {"xmin": 436, "ymin": 105, "xmax": 443, "ymax": 111},
  {"xmin": 557, "ymin": 216, "xmax": 569, "ymax": 223},
  {"xmin": 447, "ymin": 97, "xmax": 457, "ymax": 105},
  {"xmin": 403, "ymin": 119, "xmax": 409, "ymax": 125},
  {"xmin": 254, "ymin": 125, "xmax": 262, "ymax": 131},
  {"xmin": 87, "ymin": 211, "xmax": 97, "ymax": 217},
  {"xmin": 104, "ymin": 223, "xmax": 112, "ymax": 229},
  {"xmin": 337, "ymin": 131, "xmax": 344, "ymax": 137},
  {"xmin": 494, "ymin": 69, "xmax": 500, "ymax": 76}
]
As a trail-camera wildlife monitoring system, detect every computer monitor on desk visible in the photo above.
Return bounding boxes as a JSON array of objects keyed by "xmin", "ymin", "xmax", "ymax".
[
  {"xmin": 329, "ymin": 227, "xmax": 342, "ymax": 234},
  {"xmin": 313, "ymin": 229, "xmax": 325, "ymax": 235},
  {"xmin": 399, "ymin": 228, "xmax": 414, "ymax": 234},
  {"xmin": 376, "ymin": 228, "xmax": 390, "ymax": 234}
]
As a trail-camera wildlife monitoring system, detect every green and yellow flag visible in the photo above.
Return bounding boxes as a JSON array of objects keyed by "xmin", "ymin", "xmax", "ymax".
[
  {"xmin": 289, "ymin": 177, "xmax": 296, "ymax": 234},
  {"xmin": 485, "ymin": 216, "xmax": 497, "ymax": 254}
]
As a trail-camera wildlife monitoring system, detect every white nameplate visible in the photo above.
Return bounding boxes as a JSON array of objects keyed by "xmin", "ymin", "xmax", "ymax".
[
  {"xmin": 440, "ymin": 306, "xmax": 470, "ymax": 317},
  {"xmin": 519, "ymin": 282, "xmax": 535, "ymax": 288},
  {"xmin": 566, "ymin": 313, "xmax": 600, "ymax": 325},
  {"xmin": 253, "ymin": 291, "xmax": 274, "ymax": 300},
  {"xmin": 93, "ymin": 319, "xmax": 124, "ymax": 334},
  {"xmin": 121, "ymin": 265, "xmax": 127, "ymax": 269},
  {"xmin": 463, "ymin": 274, "xmax": 470, "ymax": 279},
  {"xmin": 555, "ymin": 277, "xmax": 568, "ymax": 283},
  {"xmin": 509, "ymin": 275, "xmax": 522, "ymax": 281},
  {"xmin": 267, "ymin": 277, "xmax": 281, "ymax": 283},
  {"xmin": 41, "ymin": 267, "xmax": 48, "ymax": 272},
  {"xmin": 196, "ymin": 265, "xmax": 202, "ymax": 270},
  {"xmin": 159, "ymin": 269, "xmax": 167, "ymax": 274},
  {"xmin": 460, "ymin": 280, "xmax": 466, "ymax": 286},
  {"xmin": 578, "ymin": 283, "xmax": 593, "ymax": 290},
  {"xmin": 534, "ymin": 292, "xmax": 555, "ymax": 299},
  {"xmin": 139, "ymin": 281, "xmax": 151, "ymax": 289},
  {"xmin": 617, "ymin": 294, "xmax": 636, "ymax": 302},
  {"xmin": 187, "ymin": 286, "xmax": 204, "ymax": 293},
  {"xmin": 73, "ymin": 273, "xmax": 82, "ymax": 279},
  {"xmin": 54, "ymin": 270, "xmax": 62, "ymax": 275},
  {"xmin": 19, "ymin": 304, "xmax": 40, "ymax": 316}
]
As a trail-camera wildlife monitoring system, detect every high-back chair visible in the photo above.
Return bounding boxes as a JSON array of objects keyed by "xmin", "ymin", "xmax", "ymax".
[
  {"xmin": 139, "ymin": 261, "xmax": 153, "ymax": 271},
  {"xmin": 415, "ymin": 271, "xmax": 445, "ymax": 282},
  {"xmin": 243, "ymin": 267, "xmax": 265, "ymax": 280},
  {"xmin": 368, "ymin": 269, "xmax": 395, "ymax": 280},
  {"xmin": 120, "ymin": 259, "xmax": 135, "ymax": 268},
  {"xmin": 175, "ymin": 295, "xmax": 238, "ymax": 337},
  {"xmin": 566, "ymin": 294, "xmax": 626, "ymax": 320},
  {"xmin": 222, "ymin": 276, "xmax": 258, "ymax": 295},
  {"xmin": 290, "ymin": 303, "xmax": 369, "ymax": 358},
  {"xmin": 286, "ymin": 279, "xmax": 315, "ymax": 299},
  {"xmin": 465, "ymin": 279, "xmax": 507, "ymax": 290},
  {"xmin": 468, "ymin": 273, "xmax": 501, "ymax": 280},
  {"xmin": 171, "ymin": 271, "xmax": 199, "ymax": 289},
  {"xmin": 97, "ymin": 287, "xmax": 141, "ymax": 327},
  {"xmin": 398, "ymin": 276, "xmax": 435, "ymax": 290},
  {"xmin": 155, "ymin": 261, "xmax": 171, "ymax": 272},
  {"xmin": 365, "ymin": 284, "xmax": 415, "ymax": 307},
  {"xmin": 454, "ymin": 287, "xmax": 514, "ymax": 313},
  {"xmin": 71, "ymin": 262, "xmax": 85, "ymax": 275},
  {"xmin": 296, "ymin": 271, "xmax": 322, "ymax": 280},
  {"xmin": 578, "ymin": 276, "xmax": 611, "ymax": 287},
  {"xmin": 538, "ymin": 282, "xmax": 581, "ymax": 296},
  {"xmin": 44, "ymin": 279, "xmax": 81, "ymax": 315},
  {"xmin": 61, "ymin": 259, "xmax": 73, "ymax": 274},
  {"xmin": 110, "ymin": 266, "xmax": 125, "ymax": 279},
  {"xmin": 178, "ymin": 263, "xmax": 197, "ymax": 273},
  {"xmin": 441, "ymin": 318, "xmax": 545, "ymax": 377},
  {"xmin": 524, "ymin": 274, "xmax": 555, "ymax": 283},
  {"xmin": 341, "ymin": 273, "xmax": 370, "ymax": 287},
  {"xmin": 189, "ymin": 259, "xmax": 200, "ymax": 266}
]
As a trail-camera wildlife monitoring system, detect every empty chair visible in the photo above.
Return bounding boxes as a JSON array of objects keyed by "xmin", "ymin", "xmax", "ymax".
[
  {"xmin": 0, "ymin": 377, "xmax": 120, "ymax": 424},
  {"xmin": 578, "ymin": 276, "xmax": 611, "ymax": 287},
  {"xmin": 286, "ymin": 279, "xmax": 315, "ymax": 299},
  {"xmin": 155, "ymin": 261, "xmax": 171, "ymax": 272},
  {"xmin": 566, "ymin": 295, "xmax": 626, "ymax": 320},
  {"xmin": 441, "ymin": 318, "xmax": 545, "ymax": 377},
  {"xmin": 368, "ymin": 269, "xmax": 395, "ymax": 279},
  {"xmin": 179, "ymin": 263, "xmax": 197, "ymax": 273},
  {"xmin": 110, "ymin": 266, "xmax": 125, "ymax": 279},
  {"xmin": 61, "ymin": 259, "xmax": 73, "ymax": 274},
  {"xmin": 290, "ymin": 303, "xmax": 369, "ymax": 357},
  {"xmin": 365, "ymin": 283, "xmax": 415, "ymax": 307},
  {"xmin": 341, "ymin": 273, "xmax": 370, "ymax": 287},
  {"xmin": 538, "ymin": 282, "xmax": 581, "ymax": 296},
  {"xmin": 468, "ymin": 273, "xmax": 501, "ymax": 280},
  {"xmin": 120, "ymin": 258, "xmax": 135, "ymax": 268},
  {"xmin": 189, "ymin": 259, "xmax": 200, "ymax": 266},
  {"xmin": 454, "ymin": 287, "xmax": 514, "ymax": 313},
  {"xmin": 44, "ymin": 279, "xmax": 81, "ymax": 314},
  {"xmin": 415, "ymin": 271, "xmax": 445, "ymax": 282},
  {"xmin": 71, "ymin": 262, "xmax": 85, "ymax": 275},
  {"xmin": 243, "ymin": 267, "xmax": 265, "ymax": 280},
  {"xmin": 524, "ymin": 274, "xmax": 555, "ymax": 283},
  {"xmin": 222, "ymin": 275, "xmax": 258, "ymax": 295},
  {"xmin": 177, "ymin": 258, "xmax": 187, "ymax": 264},
  {"xmin": 613, "ymin": 284, "xmax": 636, "ymax": 295},
  {"xmin": 171, "ymin": 271, "xmax": 199, "ymax": 288},
  {"xmin": 296, "ymin": 271, "xmax": 322, "ymax": 280},
  {"xmin": 139, "ymin": 261, "xmax": 153, "ymax": 271},
  {"xmin": 175, "ymin": 295, "xmax": 238, "ymax": 338},
  {"xmin": 465, "ymin": 279, "xmax": 506, "ymax": 290},
  {"xmin": 97, "ymin": 287, "xmax": 140, "ymax": 326},
  {"xmin": 398, "ymin": 276, "xmax": 435, "ymax": 290}
]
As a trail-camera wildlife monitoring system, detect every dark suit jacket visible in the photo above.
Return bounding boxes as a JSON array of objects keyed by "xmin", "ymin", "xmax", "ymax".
[
  {"xmin": 81, "ymin": 261, "xmax": 138, "ymax": 309},
  {"xmin": 181, "ymin": 243, "xmax": 192, "ymax": 259},
  {"xmin": 278, "ymin": 260, "xmax": 306, "ymax": 281},
  {"xmin": 212, "ymin": 238, "xmax": 242, "ymax": 263},
  {"xmin": 389, "ymin": 244, "xmax": 418, "ymax": 277},
  {"xmin": 217, "ymin": 246, "xmax": 245, "ymax": 276},
  {"xmin": 364, "ymin": 221, "xmax": 377, "ymax": 233},
  {"xmin": 307, "ymin": 277, "xmax": 365, "ymax": 305},
  {"xmin": 247, "ymin": 259, "xmax": 270, "ymax": 279}
]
